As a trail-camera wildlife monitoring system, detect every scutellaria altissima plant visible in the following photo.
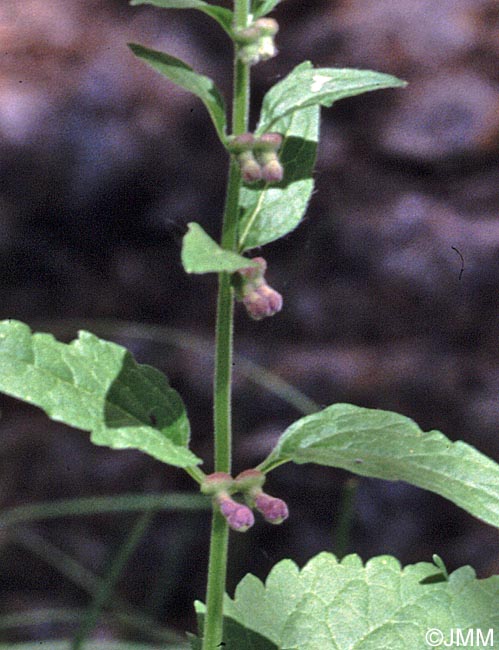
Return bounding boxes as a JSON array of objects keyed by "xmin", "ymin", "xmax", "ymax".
[{"xmin": 1, "ymin": 1, "xmax": 499, "ymax": 649}]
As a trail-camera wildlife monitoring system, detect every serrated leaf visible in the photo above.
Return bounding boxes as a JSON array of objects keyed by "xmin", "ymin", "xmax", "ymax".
[
  {"xmin": 130, "ymin": 0, "xmax": 234, "ymax": 37},
  {"xmin": 0, "ymin": 320, "xmax": 201, "ymax": 468},
  {"xmin": 257, "ymin": 61, "xmax": 407, "ymax": 133},
  {"xmin": 182, "ymin": 222, "xmax": 259, "ymax": 274},
  {"xmin": 238, "ymin": 98, "xmax": 318, "ymax": 250},
  {"xmin": 195, "ymin": 553, "xmax": 499, "ymax": 650},
  {"xmin": 252, "ymin": 0, "xmax": 282, "ymax": 18},
  {"xmin": 259, "ymin": 403, "xmax": 499, "ymax": 529},
  {"xmin": 128, "ymin": 43, "xmax": 227, "ymax": 142}
]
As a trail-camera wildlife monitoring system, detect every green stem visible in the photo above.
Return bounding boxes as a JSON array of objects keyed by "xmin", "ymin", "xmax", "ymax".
[
  {"xmin": 202, "ymin": 2, "xmax": 251, "ymax": 649},
  {"xmin": 332, "ymin": 477, "xmax": 359, "ymax": 559},
  {"xmin": 213, "ymin": 267, "xmax": 235, "ymax": 472},
  {"xmin": 233, "ymin": 58, "xmax": 250, "ymax": 135}
]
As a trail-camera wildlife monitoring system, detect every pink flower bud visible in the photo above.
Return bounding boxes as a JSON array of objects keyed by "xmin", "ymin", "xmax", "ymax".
[
  {"xmin": 237, "ymin": 151, "xmax": 262, "ymax": 183},
  {"xmin": 235, "ymin": 257, "xmax": 283, "ymax": 320},
  {"xmin": 261, "ymin": 158, "xmax": 284, "ymax": 183},
  {"xmin": 217, "ymin": 494, "xmax": 254, "ymax": 532},
  {"xmin": 243, "ymin": 284, "xmax": 283, "ymax": 320},
  {"xmin": 254, "ymin": 149, "xmax": 283, "ymax": 184},
  {"xmin": 254, "ymin": 492, "xmax": 289, "ymax": 525}
]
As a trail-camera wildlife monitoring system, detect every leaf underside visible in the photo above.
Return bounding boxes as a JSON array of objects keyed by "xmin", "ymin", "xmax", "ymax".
[
  {"xmin": 0, "ymin": 320, "xmax": 200, "ymax": 468},
  {"xmin": 193, "ymin": 552, "xmax": 499, "ymax": 650},
  {"xmin": 259, "ymin": 402, "xmax": 499, "ymax": 529},
  {"xmin": 182, "ymin": 222, "xmax": 259, "ymax": 273}
]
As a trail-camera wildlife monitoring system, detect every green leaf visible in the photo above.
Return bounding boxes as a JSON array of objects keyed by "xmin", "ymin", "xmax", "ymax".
[
  {"xmin": 128, "ymin": 43, "xmax": 227, "ymax": 142},
  {"xmin": 130, "ymin": 0, "xmax": 233, "ymax": 37},
  {"xmin": 182, "ymin": 222, "xmax": 259, "ymax": 273},
  {"xmin": 238, "ymin": 62, "xmax": 405, "ymax": 251},
  {"xmin": 259, "ymin": 403, "xmax": 499, "ymax": 529},
  {"xmin": 257, "ymin": 61, "xmax": 407, "ymax": 133},
  {"xmin": 238, "ymin": 96, "xmax": 319, "ymax": 250},
  {"xmin": 0, "ymin": 320, "xmax": 201, "ymax": 468},
  {"xmin": 195, "ymin": 553, "xmax": 499, "ymax": 650},
  {"xmin": 252, "ymin": 0, "xmax": 282, "ymax": 18}
]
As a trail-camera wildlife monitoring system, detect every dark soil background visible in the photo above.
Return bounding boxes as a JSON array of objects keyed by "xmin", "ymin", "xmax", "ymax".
[{"xmin": 1, "ymin": 0, "xmax": 499, "ymax": 644}]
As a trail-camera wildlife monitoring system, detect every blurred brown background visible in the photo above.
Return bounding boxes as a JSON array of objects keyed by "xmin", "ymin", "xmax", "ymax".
[{"xmin": 1, "ymin": 0, "xmax": 499, "ymax": 644}]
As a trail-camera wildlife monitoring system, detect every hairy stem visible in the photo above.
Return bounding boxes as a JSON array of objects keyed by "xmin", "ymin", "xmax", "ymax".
[{"xmin": 202, "ymin": 2, "xmax": 251, "ymax": 649}]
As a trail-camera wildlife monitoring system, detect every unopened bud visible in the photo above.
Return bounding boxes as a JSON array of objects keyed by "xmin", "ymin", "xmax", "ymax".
[
  {"xmin": 254, "ymin": 138, "xmax": 284, "ymax": 184},
  {"xmin": 243, "ymin": 284, "xmax": 283, "ymax": 320},
  {"xmin": 261, "ymin": 157, "xmax": 284, "ymax": 183},
  {"xmin": 217, "ymin": 494, "xmax": 254, "ymax": 532},
  {"xmin": 257, "ymin": 36, "xmax": 278, "ymax": 61},
  {"xmin": 238, "ymin": 151, "xmax": 262, "ymax": 183},
  {"xmin": 235, "ymin": 257, "xmax": 283, "ymax": 320},
  {"xmin": 235, "ymin": 18, "xmax": 279, "ymax": 66},
  {"xmin": 254, "ymin": 492, "xmax": 289, "ymax": 525}
]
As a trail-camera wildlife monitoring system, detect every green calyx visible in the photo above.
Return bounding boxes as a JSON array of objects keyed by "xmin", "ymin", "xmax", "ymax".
[
  {"xmin": 234, "ymin": 18, "xmax": 278, "ymax": 45},
  {"xmin": 200, "ymin": 472, "xmax": 235, "ymax": 496},
  {"xmin": 227, "ymin": 132, "xmax": 283, "ymax": 184},
  {"xmin": 201, "ymin": 469, "xmax": 266, "ymax": 497},
  {"xmin": 234, "ymin": 468, "xmax": 266, "ymax": 492}
]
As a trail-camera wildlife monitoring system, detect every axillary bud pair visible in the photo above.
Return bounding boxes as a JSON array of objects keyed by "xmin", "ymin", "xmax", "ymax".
[
  {"xmin": 228, "ymin": 132, "xmax": 284, "ymax": 184},
  {"xmin": 201, "ymin": 469, "xmax": 289, "ymax": 532}
]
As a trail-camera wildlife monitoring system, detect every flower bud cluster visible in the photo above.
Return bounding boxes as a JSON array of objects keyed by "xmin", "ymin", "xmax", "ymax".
[
  {"xmin": 235, "ymin": 469, "xmax": 289, "ymax": 525},
  {"xmin": 235, "ymin": 18, "xmax": 279, "ymax": 66},
  {"xmin": 228, "ymin": 132, "xmax": 284, "ymax": 184},
  {"xmin": 200, "ymin": 470, "xmax": 288, "ymax": 533},
  {"xmin": 234, "ymin": 257, "xmax": 283, "ymax": 320}
]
